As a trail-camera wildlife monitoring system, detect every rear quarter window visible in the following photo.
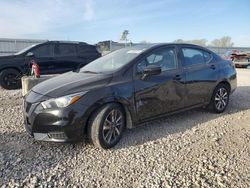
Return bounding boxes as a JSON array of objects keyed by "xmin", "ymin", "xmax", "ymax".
[{"xmin": 78, "ymin": 45, "xmax": 98, "ymax": 55}]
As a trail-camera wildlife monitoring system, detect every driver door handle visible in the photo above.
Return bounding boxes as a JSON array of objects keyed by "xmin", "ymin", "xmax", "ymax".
[
  {"xmin": 174, "ymin": 74, "xmax": 182, "ymax": 80},
  {"xmin": 210, "ymin": 64, "xmax": 216, "ymax": 70}
]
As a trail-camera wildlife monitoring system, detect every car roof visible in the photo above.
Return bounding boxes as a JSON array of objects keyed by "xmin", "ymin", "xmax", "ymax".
[
  {"xmin": 126, "ymin": 43, "xmax": 211, "ymax": 51},
  {"xmin": 44, "ymin": 41, "xmax": 90, "ymax": 45}
]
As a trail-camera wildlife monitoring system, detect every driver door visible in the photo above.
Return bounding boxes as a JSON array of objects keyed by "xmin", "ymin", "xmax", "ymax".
[
  {"xmin": 134, "ymin": 46, "xmax": 186, "ymax": 121},
  {"xmin": 25, "ymin": 44, "xmax": 55, "ymax": 75}
]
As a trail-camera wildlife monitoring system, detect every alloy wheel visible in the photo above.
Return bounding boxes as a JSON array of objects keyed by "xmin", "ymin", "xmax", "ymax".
[
  {"xmin": 102, "ymin": 109, "xmax": 124, "ymax": 144},
  {"xmin": 214, "ymin": 88, "xmax": 228, "ymax": 111},
  {"xmin": 3, "ymin": 73, "xmax": 18, "ymax": 87}
]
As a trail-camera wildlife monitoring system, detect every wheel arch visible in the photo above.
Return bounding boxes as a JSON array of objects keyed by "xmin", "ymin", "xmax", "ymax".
[
  {"xmin": 0, "ymin": 66, "xmax": 23, "ymax": 74},
  {"xmin": 84, "ymin": 97, "xmax": 135, "ymax": 136},
  {"xmin": 207, "ymin": 80, "xmax": 231, "ymax": 113},
  {"xmin": 217, "ymin": 80, "xmax": 231, "ymax": 93},
  {"xmin": 206, "ymin": 80, "xmax": 231, "ymax": 105}
]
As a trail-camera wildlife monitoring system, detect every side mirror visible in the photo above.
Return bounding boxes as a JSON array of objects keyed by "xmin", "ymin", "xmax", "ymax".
[
  {"xmin": 73, "ymin": 63, "xmax": 84, "ymax": 73},
  {"xmin": 142, "ymin": 65, "xmax": 161, "ymax": 80},
  {"xmin": 26, "ymin": 52, "xmax": 34, "ymax": 57}
]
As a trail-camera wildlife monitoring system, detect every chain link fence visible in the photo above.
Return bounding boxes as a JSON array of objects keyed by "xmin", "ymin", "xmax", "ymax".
[
  {"xmin": 1, "ymin": 39, "xmax": 250, "ymax": 56},
  {"xmin": 99, "ymin": 40, "xmax": 250, "ymax": 56},
  {"xmin": 0, "ymin": 38, "xmax": 47, "ymax": 56}
]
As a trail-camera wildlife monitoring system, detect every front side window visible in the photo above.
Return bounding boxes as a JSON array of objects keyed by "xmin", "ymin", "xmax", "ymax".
[
  {"xmin": 182, "ymin": 48, "xmax": 212, "ymax": 67},
  {"xmin": 54, "ymin": 44, "xmax": 76, "ymax": 56},
  {"xmin": 137, "ymin": 47, "xmax": 177, "ymax": 73},
  {"xmin": 15, "ymin": 44, "xmax": 38, "ymax": 55},
  {"xmin": 32, "ymin": 44, "xmax": 52, "ymax": 57}
]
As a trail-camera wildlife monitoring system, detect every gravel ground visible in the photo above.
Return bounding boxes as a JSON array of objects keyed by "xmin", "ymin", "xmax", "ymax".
[{"xmin": 0, "ymin": 69, "xmax": 250, "ymax": 187}]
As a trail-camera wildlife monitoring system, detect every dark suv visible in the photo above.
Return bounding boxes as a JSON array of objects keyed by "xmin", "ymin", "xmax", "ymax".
[
  {"xmin": 24, "ymin": 43, "xmax": 237, "ymax": 149},
  {"xmin": 0, "ymin": 41, "xmax": 101, "ymax": 89}
]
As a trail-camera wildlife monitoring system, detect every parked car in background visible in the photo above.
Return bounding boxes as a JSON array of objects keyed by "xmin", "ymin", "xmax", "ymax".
[
  {"xmin": 222, "ymin": 50, "xmax": 238, "ymax": 60},
  {"xmin": 231, "ymin": 52, "xmax": 250, "ymax": 68},
  {"xmin": 23, "ymin": 43, "xmax": 237, "ymax": 149},
  {"xmin": 222, "ymin": 50, "xmax": 250, "ymax": 68},
  {"xmin": 0, "ymin": 41, "xmax": 101, "ymax": 89}
]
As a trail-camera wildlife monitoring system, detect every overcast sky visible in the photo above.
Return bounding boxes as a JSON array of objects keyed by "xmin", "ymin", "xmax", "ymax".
[{"xmin": 0, "ymin": 0, "xmax": 249, "ymax": 46}]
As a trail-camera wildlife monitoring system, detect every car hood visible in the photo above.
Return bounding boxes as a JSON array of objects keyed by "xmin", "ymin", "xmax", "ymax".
[
  {"xmin": 0, "ymin": 55, "xmax": 17, "ymax": 61},
  {"xmin": 31, "ymin": 71, "xmax": 113, "ymax": 98}
]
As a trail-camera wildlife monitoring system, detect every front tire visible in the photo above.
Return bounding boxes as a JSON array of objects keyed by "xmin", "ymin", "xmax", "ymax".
[
  {"xmin": 0, "ymin": 69, "xmax": 21, "ymax": 89},
  {"xmin": 88, "ymin": 103, "xmax": 126, "ymax": 149},
  {"xmin": 208, "ymin": 84, "xmax": 230, "ymax": 113}
]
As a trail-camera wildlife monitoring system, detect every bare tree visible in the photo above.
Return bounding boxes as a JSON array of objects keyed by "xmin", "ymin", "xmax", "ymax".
[
  {"xmin": 211, "ymin": 36, "xmax": 234, "ymax": 47},
  {"xmin": 173, "ymin": 39, "xmax": 207, "ymax": 46},
  {"xmin": 173, "ymin": 39, "xmax": 185, "ymax": 43},
  {"xmin": 190, "ymin": 39, "xmax": 207, "ymax": 46},
  {"xmin": 210, "ymin": 39, "xmax": 220, "ymax": 47},
  {"xmin": 140, "ymin": 40, "xmax": 150, "ymax": 44}
]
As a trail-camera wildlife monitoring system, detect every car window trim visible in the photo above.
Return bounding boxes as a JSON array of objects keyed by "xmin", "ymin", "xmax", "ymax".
[
  {"xmin": 134, "ymin": 45, "xmax": 179, "ymax": 75},
  {"xmin": 180, "ymin": 46, "xmax": 213, "ymax": 68}
]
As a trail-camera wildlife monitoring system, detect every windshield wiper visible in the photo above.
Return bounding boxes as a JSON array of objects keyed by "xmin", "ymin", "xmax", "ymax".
[{"xmin": 81, "ymin": 70, "xmax": 100, "ymax": 74}]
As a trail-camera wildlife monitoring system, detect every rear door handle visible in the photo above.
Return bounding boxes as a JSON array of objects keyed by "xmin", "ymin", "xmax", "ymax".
[
  {"xmin": 48, "ymin": 65, "xmax": 55, "ymax": 69},
  {"xmin": 174, "ymin": 74, "xmax": 182, "ymax": 80},
  {"xmin": 210, "ymin": 64, "xmax": 216, "ymax": 70}
]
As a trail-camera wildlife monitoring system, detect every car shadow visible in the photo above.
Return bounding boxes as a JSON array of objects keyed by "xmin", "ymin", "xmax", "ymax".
[{"xmin": 115, "ymin": 85, "xmax": 250, "ymax": 149}]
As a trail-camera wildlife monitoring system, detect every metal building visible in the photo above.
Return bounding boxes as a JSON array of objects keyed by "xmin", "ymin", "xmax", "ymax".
[
  {"xmin": 99, "ymin": 40, "xmax": 250, "ymax": 55},
  {"xmin": 0, "ymin": 38, "xmax": 47, "ymax": 56},
  {"xmin": 208, "ymin": 46, "xmax": 250, "ymax": 55},
  {"xmin": 1, "ymin": 38, "xmax": 249, "ymax": 57}
]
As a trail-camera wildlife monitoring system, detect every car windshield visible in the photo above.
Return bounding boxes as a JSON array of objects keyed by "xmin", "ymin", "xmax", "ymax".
[
  {"xmin": 14, "ymin": 44, "xmax": 38, "ymax": 55},
  {"xmin": 80, "ymin": 48, "xmax": 145, "ymax": 73}
]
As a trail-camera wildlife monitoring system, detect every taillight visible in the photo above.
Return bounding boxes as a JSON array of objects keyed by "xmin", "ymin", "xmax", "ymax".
[
  {"xmin": 96, "ymin": 46, "xmax": 102, "ymax": 54},
  {"xmin": 230, "ymin": 61, "xmax": 235, "ymax": 68}
]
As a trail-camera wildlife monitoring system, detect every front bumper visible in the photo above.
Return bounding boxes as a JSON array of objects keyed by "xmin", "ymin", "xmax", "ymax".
[{"xmin": 23, "ymin": 99, "xmax": 89, "ymax": 142}]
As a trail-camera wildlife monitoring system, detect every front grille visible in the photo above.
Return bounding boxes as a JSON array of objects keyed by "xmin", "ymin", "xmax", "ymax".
[{"xmin": 48, "ymin": 132, "xmax": 67, "ymax": 140}]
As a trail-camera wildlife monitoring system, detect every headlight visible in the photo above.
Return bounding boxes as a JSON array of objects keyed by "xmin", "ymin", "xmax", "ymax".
[{"xmin": 41, "ymin": 91, "xmax": 88, "ymax": 109}]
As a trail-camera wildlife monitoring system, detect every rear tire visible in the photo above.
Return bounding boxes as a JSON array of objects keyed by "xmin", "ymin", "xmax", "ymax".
[
  {"xmin": 208, "ymin": 84, "xmax": 230, "ymax": 113},
  {"xmin": 0, "ymin": 69, "xmax": 21, "ymax": 90},
  {"xmin": 88, "ymin": 103, "xmax": 126, "ymax": 149}
]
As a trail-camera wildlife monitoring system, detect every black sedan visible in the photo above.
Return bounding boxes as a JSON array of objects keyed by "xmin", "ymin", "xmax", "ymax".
[{"xmin": 23, "ymin": 43, "xmax": 237, "ymax": 149}]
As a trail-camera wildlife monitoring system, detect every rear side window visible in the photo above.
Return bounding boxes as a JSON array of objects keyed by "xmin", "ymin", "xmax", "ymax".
[
  {"xmin": 78, "ymin": 45, "xmax": 98, "ymax": 54},
  {"xmin": 32, "ymin": 44, "xmax": 53, "ymax": 57},
  {"xmin": 182, "ymin": 48, "xmax": 212, "ymax": 67},
  {"xmin": 54, "ymin": 44, "xmax": 76, "ymax": 56}
]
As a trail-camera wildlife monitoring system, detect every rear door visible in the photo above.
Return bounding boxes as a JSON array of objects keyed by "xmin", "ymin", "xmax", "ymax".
[
  {"xmin": 180, "ymin": 46, "xmax": 219, "ymax": 107},
  {"xmin": 53, "ymin": 43, "xmax": 79, "ymax": 73},
  {"xmin": 134, "ymin": 46, "xmax": 186, "ymax": 121}
]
